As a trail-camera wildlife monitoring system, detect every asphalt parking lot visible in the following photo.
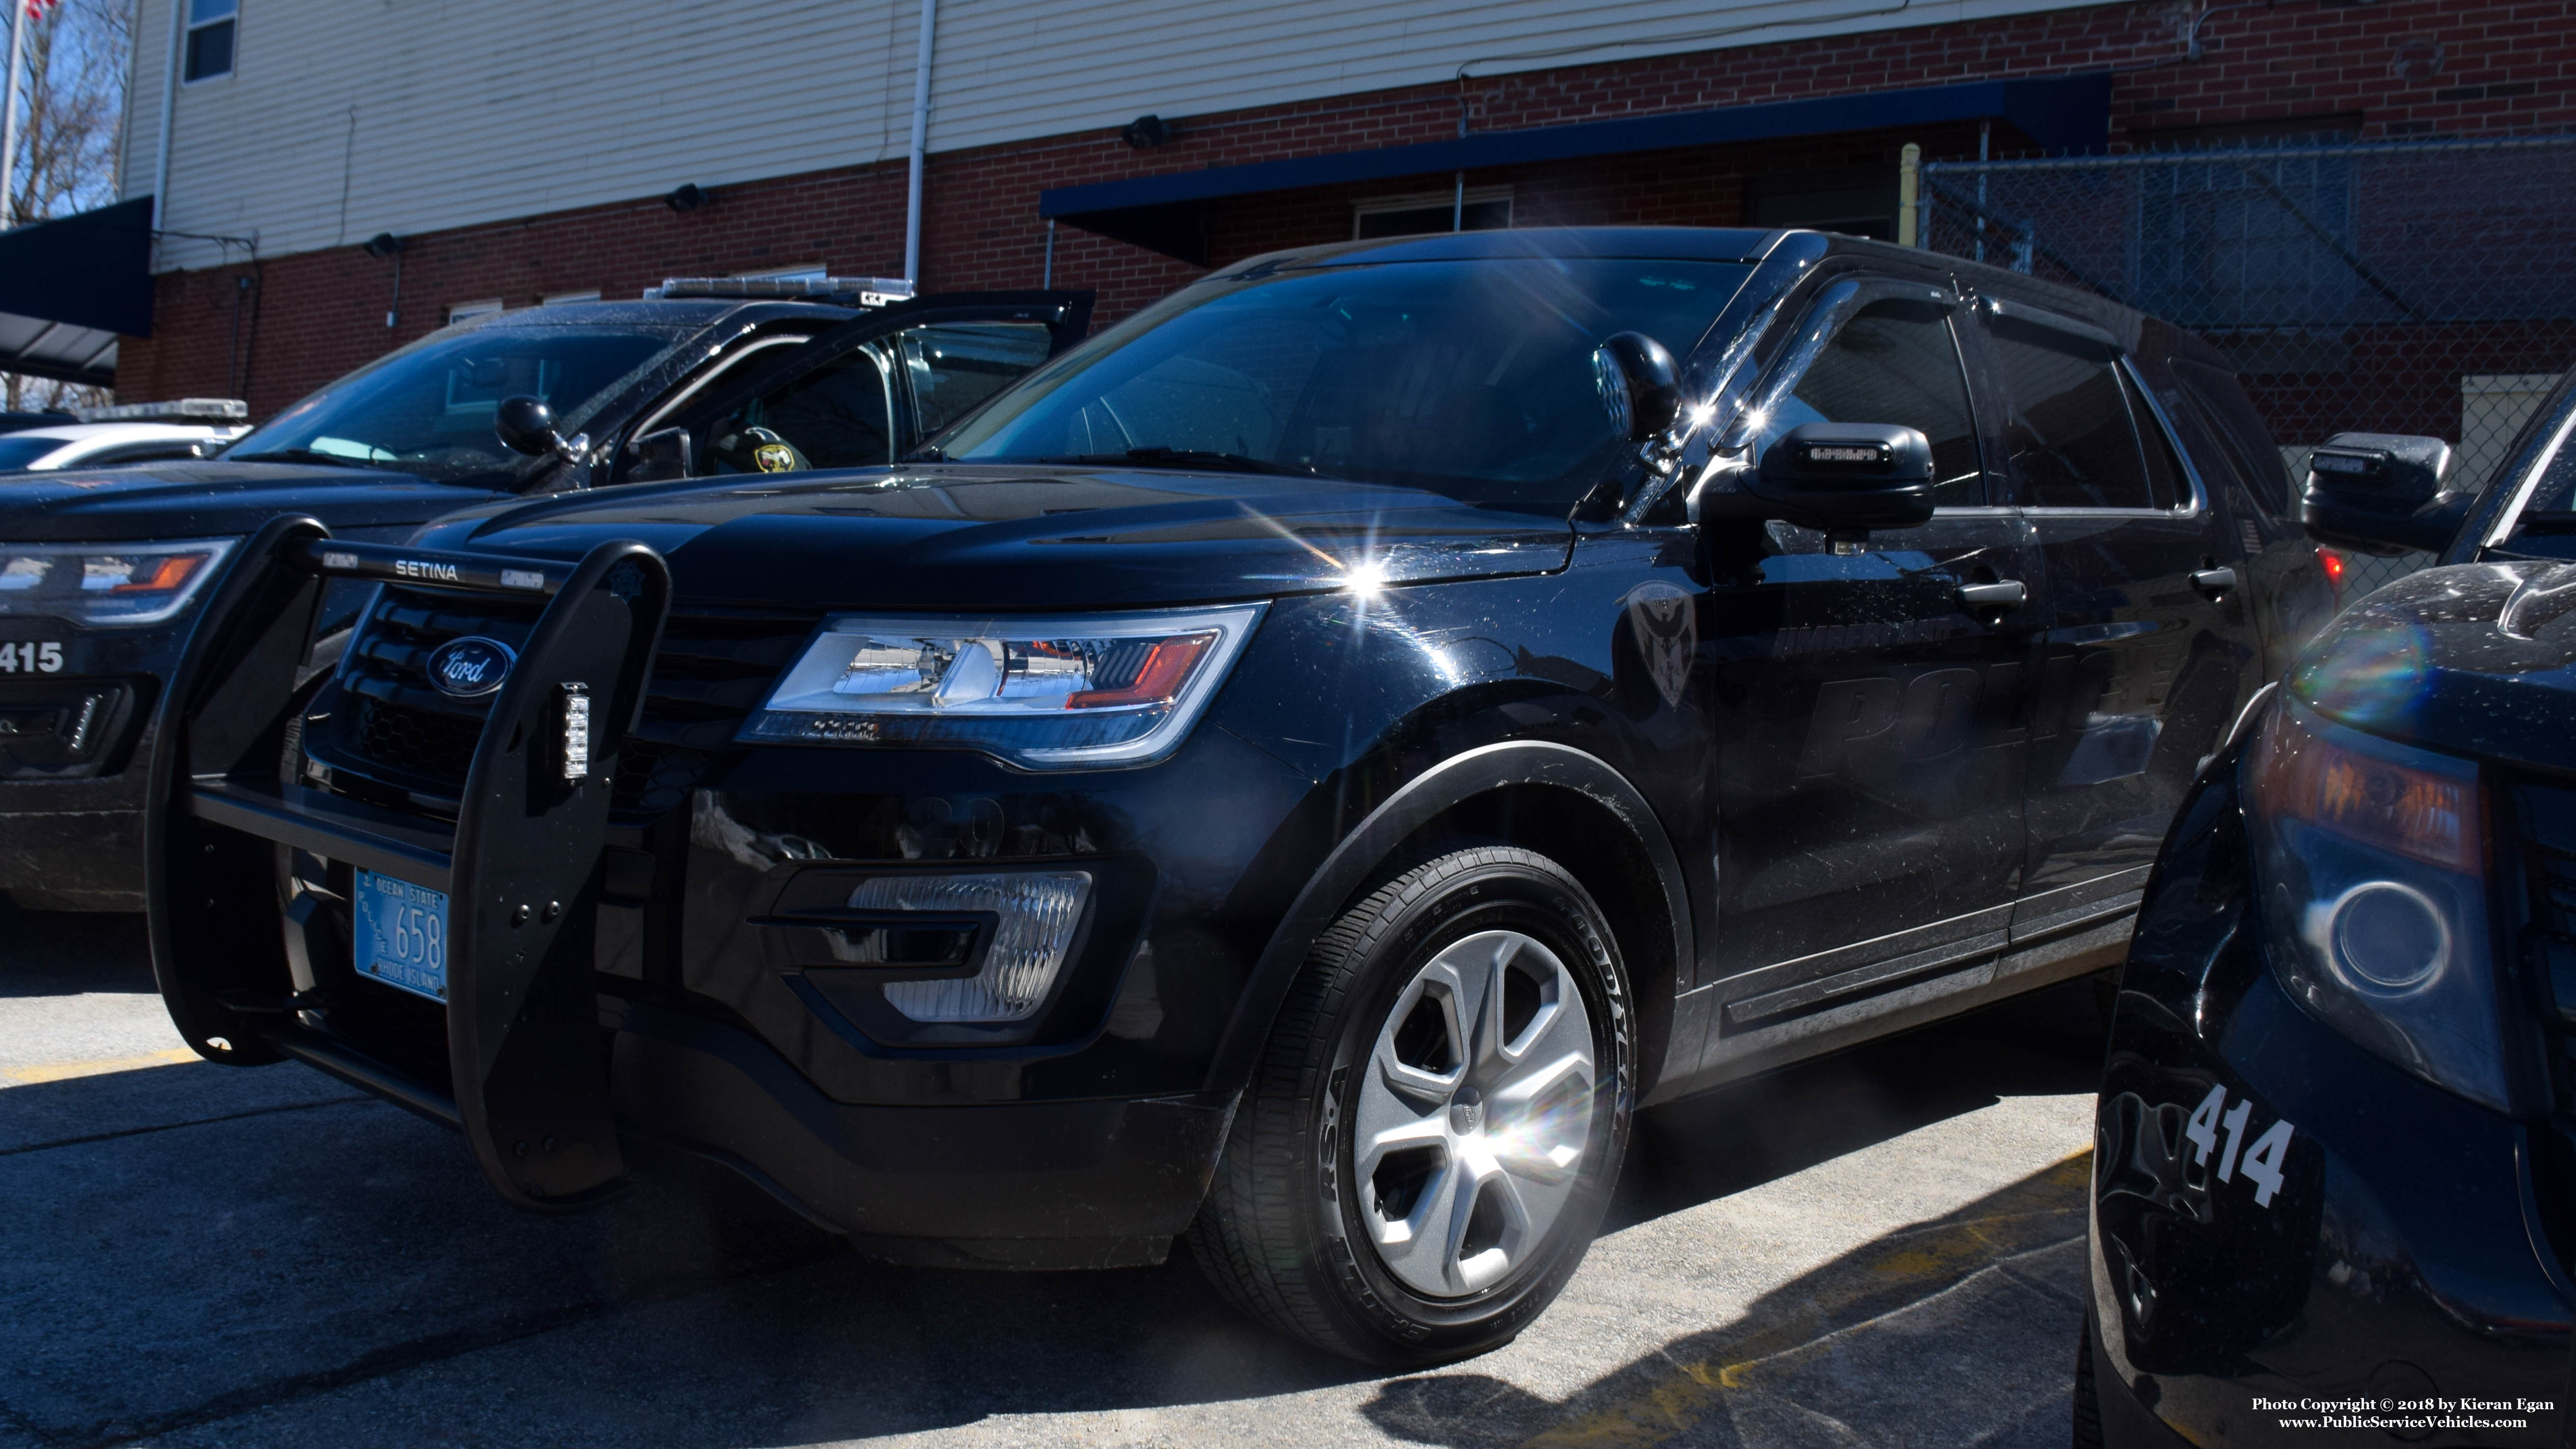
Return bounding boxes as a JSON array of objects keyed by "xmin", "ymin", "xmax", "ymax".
[{"xmin": 3, "ymin": 898, "xmax": 2103, "ymax": 1449}]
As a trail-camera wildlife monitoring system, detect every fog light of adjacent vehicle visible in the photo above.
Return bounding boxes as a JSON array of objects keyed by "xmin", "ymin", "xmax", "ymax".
[
  {"xmin": 2247, "ymin": 696, "xmax": 2509, "ymax": 1110},
  {"xmin": 847, "ymin": 871, "xmax": 1093, "ymax": 1023},
  {"xmin": 740, "ymin": 606, "xmax": 1262, "ymax": 769}
]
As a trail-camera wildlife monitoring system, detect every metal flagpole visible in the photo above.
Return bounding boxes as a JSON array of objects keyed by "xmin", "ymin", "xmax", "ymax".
[{"xmin": 0, "ymin": 0, "xmax": 28, "ymax": 230}]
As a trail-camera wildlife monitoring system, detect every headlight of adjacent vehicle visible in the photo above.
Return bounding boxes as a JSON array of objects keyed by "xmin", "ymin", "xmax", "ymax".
[
  {"xmin": 0, "ymin": 538, "xmax": 237, "ymax": 626},
  {"xmin": 739, "ymin": 605, "xmax": 1263, "ymax": 769},
  {"xmin": 2245, "ymin": 694, "xmax": 2509, "ymax": 1110}
]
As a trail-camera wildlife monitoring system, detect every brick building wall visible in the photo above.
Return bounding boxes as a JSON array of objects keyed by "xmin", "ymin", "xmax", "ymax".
[{"xmin": 116, "ymin": 0, "xmax": 2576, "ymax": 415}]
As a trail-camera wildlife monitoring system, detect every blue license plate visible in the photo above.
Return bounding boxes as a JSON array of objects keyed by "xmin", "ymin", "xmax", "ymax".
[{"xmin": 353, "ymin": 869, "xmax": 449, "ymax": 1002}]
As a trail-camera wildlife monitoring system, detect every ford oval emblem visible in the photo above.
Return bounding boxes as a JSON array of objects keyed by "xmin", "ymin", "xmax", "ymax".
[{"xmin": 425, "ymin": 636, "xmax": 517, "ymax": 699}]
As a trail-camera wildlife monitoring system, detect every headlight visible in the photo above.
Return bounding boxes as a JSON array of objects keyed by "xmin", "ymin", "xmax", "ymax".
[
  {"xmin": 2245, "ymin": 695, "xmax": 2509, "ymax": 1109},
  {"xmin": 0, "ymin": 538, "xmax": 237, "ymax": 626},
  {"xmin": 739, "ymin": 605, "xmax": 1263, "ymax": 769}
]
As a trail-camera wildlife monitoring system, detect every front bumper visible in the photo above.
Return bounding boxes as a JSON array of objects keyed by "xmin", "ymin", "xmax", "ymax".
[{"xmin": 152, "ymin": 525, "xmax": 1308, "ymax": 1252}]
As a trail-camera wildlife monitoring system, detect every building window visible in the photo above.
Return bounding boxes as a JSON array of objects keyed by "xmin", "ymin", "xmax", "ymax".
[
  {"xmin": 1748, "ymin": 168, "xmax": 1900, "ymax": 242},
  {"xmin": 1352, "ymin": 188, "xmax": 1511, "ymax": 240},
  {"xmin": 541, "ymin": 290, "xmax": 601, "ymax": 306},
  {"xmin": 447, "ymin": 299, "xmax": 504, "ymax": 325},
  {"xmin": 182, "ymin": 0, "xmax": 237, "ymax": 83}
]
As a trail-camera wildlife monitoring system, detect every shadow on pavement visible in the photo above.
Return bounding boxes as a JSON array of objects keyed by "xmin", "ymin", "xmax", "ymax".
[
  {"xmin": 0, "ymin": 899, "xmax": 151, "ymax": 996},
  {"xmin": 1362, "ymin": 1152, "xmax": 2095, "ymax": 1448},
  {"xmin": 0, "ymin": 974, "xmax": 2105, "ymax": 1447}
]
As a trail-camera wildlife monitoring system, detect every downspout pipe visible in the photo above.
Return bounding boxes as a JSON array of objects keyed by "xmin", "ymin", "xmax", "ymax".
[
  {"xmin": 901, "ymin": 0, "xmax": 937, "ymax": 283},
  {"xmin": 151, "ymin": 0, "xmax": 183, "ymax": 261}
]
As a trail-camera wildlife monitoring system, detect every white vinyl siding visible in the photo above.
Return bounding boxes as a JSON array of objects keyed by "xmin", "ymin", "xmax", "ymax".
[{"xmin": 127, "ymin": 0, "xmax": 2104, "ymax": 273}]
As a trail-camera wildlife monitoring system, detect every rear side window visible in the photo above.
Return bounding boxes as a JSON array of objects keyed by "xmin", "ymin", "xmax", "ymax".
[
  {"xmin": 1985, "ymin": 314, "xmax": 2159, "ymax": 510},
  {"xmin": 2170, "ymin": 358, "xmax": 2292, "ymax": 518},
  {"xmin": 1778, "ymin": 299, "xmax": 1984, "ymax": 506}
]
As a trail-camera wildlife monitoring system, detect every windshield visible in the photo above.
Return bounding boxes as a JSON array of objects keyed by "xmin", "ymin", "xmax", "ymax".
[
  {"xmin": 935, "ymin": 257, "xmax": 1752, "ymax": 514},
  {"xmin": 0, "ymin": 436, "xmax": 66, "ymax": 471},
  {"xmin": 225, "ymin": 324, "xmax": 682, "ymax": 488}
]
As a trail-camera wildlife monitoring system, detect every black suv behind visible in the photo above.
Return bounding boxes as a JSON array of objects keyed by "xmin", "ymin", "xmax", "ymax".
[
  {"xmin": 147, "ymin": 226, "xmax": 2328, "ymax": 1365},
  {"xmin": 0, "ymin": 283, "xmax": 1087, "ymax": 908}
]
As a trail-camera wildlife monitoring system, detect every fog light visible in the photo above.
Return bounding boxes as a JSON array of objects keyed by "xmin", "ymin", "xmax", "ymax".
[{"xmin": 850, "ymin": 872, "xmax": 1091, "ymax": 1023}]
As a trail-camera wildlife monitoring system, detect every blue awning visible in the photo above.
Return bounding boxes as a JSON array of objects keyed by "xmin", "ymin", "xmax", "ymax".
[
  {"xmin": 0, "ymin": 196, "xmax": 155, "ymax": 386},
  {"xmin": 1041, "ymin": 73, "xmax": 2111, "ymax": 263}
]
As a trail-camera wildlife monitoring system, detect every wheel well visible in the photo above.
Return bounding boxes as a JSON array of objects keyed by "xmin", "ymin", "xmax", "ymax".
[{"xmin": 1392, "ymin": 783, "xmax": 1682, "ymax": 1095}]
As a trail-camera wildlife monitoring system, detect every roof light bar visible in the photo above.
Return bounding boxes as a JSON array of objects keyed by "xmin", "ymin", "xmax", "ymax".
[
  {"xmin": 648, "ymin": 276, "xmax": 917, "ymax": 307},
  {"xmin": 75, "ymin": 397, "xmax": 249, "ymax": 423}
]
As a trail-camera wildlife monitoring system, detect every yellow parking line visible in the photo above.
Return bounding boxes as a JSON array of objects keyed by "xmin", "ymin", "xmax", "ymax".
[
  {"xmin": 0, "ymin": 1046, "xmax": 199, "ymax": 1086},
  {"xmin": 1523, "ymin": 1150, "xmax": 2095, "ymax": 1448}
]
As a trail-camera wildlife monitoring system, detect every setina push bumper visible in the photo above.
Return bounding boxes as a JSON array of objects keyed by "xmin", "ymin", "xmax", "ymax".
[
  {"xmin": 141, "ymin": 517, "xmax": 1229, "ymax": 1257},
  {"xmin": 145, "ymin": 515, "xmax": 668, "ymax": 1210}
]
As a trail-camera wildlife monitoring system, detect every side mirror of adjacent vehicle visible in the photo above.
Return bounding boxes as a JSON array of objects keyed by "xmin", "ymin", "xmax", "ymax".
[
  {"xmin": 624, "ymin": 426, "xmax": 693, "ymax": 484},
  {"xmin": 1592, "ymin": 332, "xmax": 1681, "ymax": 444},
  {"xmin": 2302, "ymin": 432, "xmax": 2472, "ymax": 556},
  {"xmin": 495, "ymin": 394, "xmax": 579, "ymax": 460},
  {"xmin": 1705, "ymin": 422, "xmax": 1937, "ymax": 536}
]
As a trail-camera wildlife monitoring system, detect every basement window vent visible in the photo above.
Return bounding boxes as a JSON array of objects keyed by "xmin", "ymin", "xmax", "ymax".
[{"xmin": 1353, "ymin": 187, "xmax": 1512, "ymax": 240}]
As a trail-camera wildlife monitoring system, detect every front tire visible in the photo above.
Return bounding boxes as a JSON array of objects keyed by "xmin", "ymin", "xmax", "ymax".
[{"xmin": 1189, "ymin": 846, "xmax": 1634, "ymax": 1366}]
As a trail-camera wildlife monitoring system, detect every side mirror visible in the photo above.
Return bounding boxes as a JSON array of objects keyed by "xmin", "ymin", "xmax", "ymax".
[
  {"xmin": 1592, "ymin": 332, "xmax": 1680, "ymax": 444},
  {"xmin": 1711, "ymin": 422, "xmax": 1937, "ymax": 534},
  {"xmin": 624, "ymin": 426, "xmax": 693, "ymax": 483},
  {"xmin": 2301, "ymin": 432, "xmax": 2467, "ymax": 556},
  {"xmin": 495, "ymin": 394, "xmax": 571, "ymax": 459}
]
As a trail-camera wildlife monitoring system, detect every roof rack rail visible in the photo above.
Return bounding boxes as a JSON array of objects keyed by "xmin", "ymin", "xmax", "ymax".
[
  {"xmin": 76, "ymin": 397, "xmax": 250, "ymax": 423},
  {"xmin": 646, "ymin": 276, "xmax": 916, "ymax": 307}
]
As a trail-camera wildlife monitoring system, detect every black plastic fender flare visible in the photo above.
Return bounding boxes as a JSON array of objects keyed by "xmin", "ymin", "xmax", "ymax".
[{"xmin": 1205, "ymin": 739, "xmax": 1696, "ymax": 1104}]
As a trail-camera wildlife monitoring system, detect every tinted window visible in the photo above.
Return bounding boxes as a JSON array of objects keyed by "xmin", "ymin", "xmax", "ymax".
[
  {"xmin": 1765, "ymin": 299, "xmax": 1983, "ymax": 506},
  {"xmin": 940, "ymin": 258, "xmax": 1753, "ymax": 515},
  {"xmin": 227, "ymin": 326, "xmax": 678, "ymax": 488},
  {"xmin": 2170, "ymin": 359, "xmax": 2291, "ymax": 518},
  {"xmin": 1987, "ymin": 315, "xmax": 2158, "ymax": 510},
  {"xmin": 2126, "ymin": 371, "xmax": 2186, "ymax": 512},
  {"xmin": 901, "ymin": 322, "xmax": 1055, "ymax": 437},
  {"xmin": 709, "ymin": 346, "xmax": 893, "ymax": 474}
]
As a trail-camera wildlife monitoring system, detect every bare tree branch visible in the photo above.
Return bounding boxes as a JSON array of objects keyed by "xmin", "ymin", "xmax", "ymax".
[{"xmin": 3, "ymin": 0, "xmax": 130, "ymax": 412}]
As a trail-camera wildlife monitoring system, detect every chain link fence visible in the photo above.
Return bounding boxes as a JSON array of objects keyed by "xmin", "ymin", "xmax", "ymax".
[{"xmin": 1921, "ymin": 136, "xmax": 2576, "ymax": 600}]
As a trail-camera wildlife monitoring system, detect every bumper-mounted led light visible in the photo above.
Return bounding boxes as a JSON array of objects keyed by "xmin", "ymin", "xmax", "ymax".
[{"xmin": 559, "ymin": 682, "xmax": 592, "ymax": 782}]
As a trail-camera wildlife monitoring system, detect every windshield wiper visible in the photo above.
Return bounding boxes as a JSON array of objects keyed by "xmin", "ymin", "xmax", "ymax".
[
  {"xmin": 1042, "ymin": 448, "xmax": 1312, "ymax": 477},
  {"xmin": 228, "ymin": 448, "xmax": 408, "ymax": 473}
]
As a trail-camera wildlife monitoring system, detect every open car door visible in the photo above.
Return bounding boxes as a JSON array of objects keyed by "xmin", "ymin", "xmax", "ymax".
[{"xmin": 612, "ymin": 291, "xmax": 1092, "ymax": 484}]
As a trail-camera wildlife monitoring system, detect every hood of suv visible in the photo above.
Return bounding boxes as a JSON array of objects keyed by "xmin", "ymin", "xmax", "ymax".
[
  {"xmin": 2292, "ymin": 560, "xmax": 2576, "ymax": 774},
  {"xmin": 0, "ymin": 461, "xmax": 499, "ymax": 543},
  {"xmin": 413, "ymin": 464, "xmax": 1575, "ymax": 609}
]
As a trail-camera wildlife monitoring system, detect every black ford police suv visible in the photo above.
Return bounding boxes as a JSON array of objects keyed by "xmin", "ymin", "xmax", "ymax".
[
  {"xmin": 148, "ymin": 227, "xmax": 2326, "ymax": 1365},
  {"xmin": 0, "ymin": 280, "xmax": 1087, "ymax": 909},
  {"xmin": 2084, "ymin": 372, "xmax": 2576, "ymax": 1444}
]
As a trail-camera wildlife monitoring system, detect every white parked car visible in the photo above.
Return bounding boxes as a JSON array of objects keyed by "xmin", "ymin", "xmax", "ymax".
[{"xmin": 0, "ymin": 399, "xmax": 250, "ymax": 473}]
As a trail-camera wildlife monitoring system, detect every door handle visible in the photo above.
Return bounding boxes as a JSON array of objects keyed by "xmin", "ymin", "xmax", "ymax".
[
  {"xmin": 1954, "ymin": 579, "xmax": 2027, "ymax": 612},
  {"xmin": 2190, "ymin": 567, "xmax": 2238, "ymax": 599}
]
